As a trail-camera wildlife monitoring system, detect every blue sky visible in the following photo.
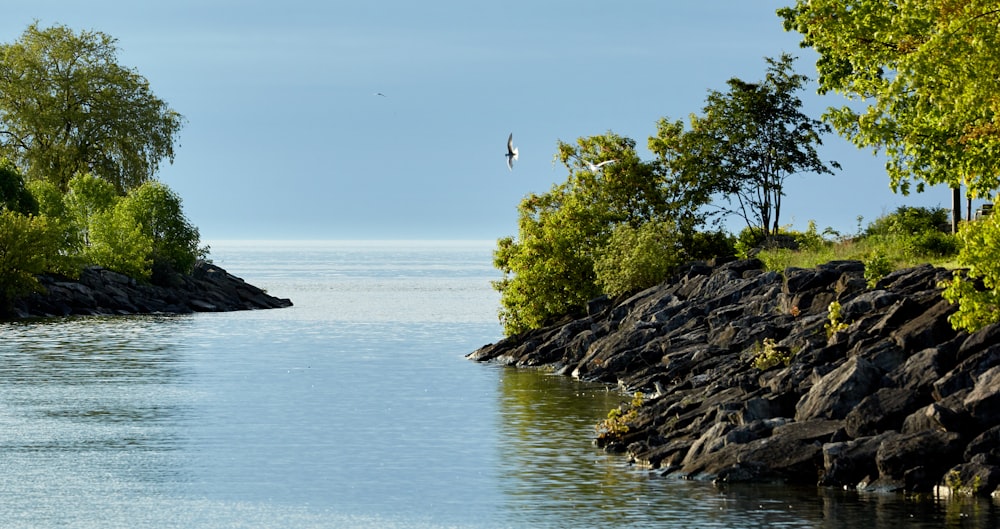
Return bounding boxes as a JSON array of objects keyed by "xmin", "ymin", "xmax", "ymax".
[{"xmin": 2, "ymin": 1, "xmax": 973, "ymax": 241}]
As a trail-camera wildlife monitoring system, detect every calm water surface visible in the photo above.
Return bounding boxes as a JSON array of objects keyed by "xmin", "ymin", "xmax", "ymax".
[{"xmin": 1, "ymin": 240, "xmax": 998, "ymax": 528}]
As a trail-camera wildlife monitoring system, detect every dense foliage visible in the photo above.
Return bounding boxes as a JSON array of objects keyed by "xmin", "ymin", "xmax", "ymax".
[
  {"xmin": 676, "ymin": 54, "xmax": 840, "ymax": 238},
  {"xmin": 0, "ymin": 23, "xmax": 184, "ymax": 194},
  {"xmin": 0, "ymin": 210, "xmax": 64, "ymax": 310},
  {"xmin": 779, "ymin": 2, "xmax": 1000, "ymax": 331},
  {"xmin": 942, "ymin": 212, "xmax": 1000, "ymax": 332},
  {"xmin": 492, "ymin": 56, "xmax": 835, "ymax": 336},
  {"xmin": 492, "ymin": 125, "xmax": 740, "ymax": 335},
  {"xmin": 779, "ymin": 1, "xmax": 1000, "ymax": 197},
  {"xmin": 493, "ymin": 133, "xmax": 664, "ymax": 334},
  {"xmin": 0, "ymin": 24, "xmax": 202, "ymax": 312},
  {"xmin": 0, "ymin": 158, "xmax": 38, "ymax": 215}
]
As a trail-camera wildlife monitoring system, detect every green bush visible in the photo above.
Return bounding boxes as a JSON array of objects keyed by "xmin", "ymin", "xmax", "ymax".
[
  {"xmin": 595, "ymin": 392, "xmax": 644, "ymax": 445},
  {"xmin": 941, "ymin": 212, "xmax": 1000, "ymax": 332},
  {"xmin": 864, "ymin": 206, "xmax": 950, "ymax": 237},
  {"xmin": 86, "ymin": 205, "xmax": 154, "ymax": 281},
  {"xmin": 595, "ymin": 220, "xmax": 684, "ymax": 297},
  {"xmin": 906, "ymin": 230, "xmax": 959, "ymax": 258},
  {"xmin": 0, "ymin": 210, "xmax": 63, "ymax": 310},
  {"xmin": 752, "ymin": 338, "xmax": 795, "ymax": 370},
  {"xmin": 863, "ymin": 249, "xmax": 893, "ymax": 288},
  {"xmin": 683, "ymin": 229, "xmax": 736, "ymax": 260},
  {"xmin": 0, "ymin": 158, "xmax": 38, "ymax": 215},
  {"xmin": 119, "ymin": 181, "xmax": 204, "ymax": 279}
]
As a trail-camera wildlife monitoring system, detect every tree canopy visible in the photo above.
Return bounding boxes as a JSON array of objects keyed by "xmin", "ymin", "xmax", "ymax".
[
  {"xmin": 656, "ymin": 54, "xmax": 839, "ymax": 239},
  {"xmin": 493, "ymin": 131, "xmax": 726, "ymax": 336},
  {"xmin": 0, "ymin": 22, "xmax": 184, "ymax": 194},
  {"xmin": 779, "ymin": 1, "xmax": 1000, "ymax": 197},
  {"xmin": 0, "ymin": 23, "xmax": 204, "ymax": 308},
  {"xmin": 492, "ymin": 56, "xmax": 842, "ymax": 335}
]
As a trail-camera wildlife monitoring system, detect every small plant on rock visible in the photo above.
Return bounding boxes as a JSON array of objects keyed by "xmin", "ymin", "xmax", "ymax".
[
  {"xmin": 945, "ymin": 469, "xmax": 982, "ymax": 496},
  {"xmin": 863, "ymin": 249, "xmax": 892, "ymax": 288},
  {"xmin": 825, "ymin": 300, "xmax": 850, "ymax": 338},
  {"xmin": 752, "ymin": 338, "xmax": 795, "ymax": 370},
  {"xmin": 596, "ymin": 392, "xmax": 644, "ymax": 446}
]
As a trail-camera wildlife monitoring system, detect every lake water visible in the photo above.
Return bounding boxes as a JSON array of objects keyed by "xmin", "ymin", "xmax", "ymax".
[{"xmin": 1, "ymin": 240, "xmax": 998, "ymax": 528}]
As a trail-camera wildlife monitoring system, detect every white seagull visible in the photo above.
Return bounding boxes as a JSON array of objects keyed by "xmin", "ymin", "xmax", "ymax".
[
  {"xmin": 506, "ymin": 133, "xmax": 519, "ymax": 170},
  {"xmin": 586, "ymin": 159, "xmax": 617, "ymax": 173}
]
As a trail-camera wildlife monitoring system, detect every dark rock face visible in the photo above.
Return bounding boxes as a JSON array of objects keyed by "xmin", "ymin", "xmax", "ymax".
[
  {"xmin": 8, "ymin": 261, "xmax": 292, "ymax": 319},
  {"xmin": 469, "ymin": 259, "xmax": 1000, "ymax": 495}
]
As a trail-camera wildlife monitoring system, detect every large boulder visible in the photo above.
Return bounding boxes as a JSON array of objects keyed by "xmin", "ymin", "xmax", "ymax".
[{"xmin": 795, "ymin": 357, "xmax": 882, "ymax": 422}]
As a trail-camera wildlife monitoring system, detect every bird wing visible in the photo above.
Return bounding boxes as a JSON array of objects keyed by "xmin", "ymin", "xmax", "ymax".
[{"xmin": 507, "ymin": 133, "xmax": 515, "ymax": 155}]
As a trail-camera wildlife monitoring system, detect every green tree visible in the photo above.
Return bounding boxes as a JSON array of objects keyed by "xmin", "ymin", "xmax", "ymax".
[
  {"xmin": 0, "ymin": 23, "xmax": 184, "ymax": 193},
  {"xmin": 25, "ymin": 179, "xmax": 85, "ymax": 277},
  {"xmin": 493, "ymin": 131, "xmax": 714, "ymax": 335},
  {"xmin": 118, "ymin": 181, "xmax": 204, "ymax": 279},
  {"xmin": 0, "ymin": 210, "xmax": 63, "ymax": 310},
  {"xmin": 26, "ymin": 179, "xmax": 67, "ymax": 219},
  {"xmin": 675, "ymin": 54, "xmax": 839, "ymax": 239},
  {"xmin": 494, "ymin": 133, "xmax": 659, "ymax": 334},
  {"xmin": 594, "ymin": 219, "xmax": 684, "ymax": 298},
  {"xmin": 942, "ymin": 212, "xmax": 1000, "ymax": 332},
  {"xmin": 493, "ymin": 186, "xmax": 607, "ymax": 335},
  {"xmin": 86, "ymin": 205, "xmax": 153, "ymax": 281},
  {"xmin": 0, "ymin": 158, "xmax": 37, "ymax": 215},
  {"xmin": 65, "ymin": 173, "xmax": 118, "ymax": 249},
  {"xmin": 779, "ymin": 1, "xmax": 1000, "ymax": 197}
]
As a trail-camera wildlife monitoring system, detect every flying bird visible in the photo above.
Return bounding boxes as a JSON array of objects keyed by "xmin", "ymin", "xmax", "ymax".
[
  {"xmin": 506, "ymin": 133, "xmax": 519, "ymax": 170},
  {"xmin": 586, "ymin": 159, "xmax": 617, "ymax": 172},
  {"xmin": 374, "ymin": 92, "xmax": 387, "ymax": 97}
]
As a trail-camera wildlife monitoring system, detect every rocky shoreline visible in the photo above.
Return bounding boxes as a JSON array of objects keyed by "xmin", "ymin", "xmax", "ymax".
[
  {"xmin": 8, "ymin": 260, "xmax": 292, "ymax": 319},
  {"xmin": 469, "ymin": 258, "xmax": 1000, "ymax": 496}
]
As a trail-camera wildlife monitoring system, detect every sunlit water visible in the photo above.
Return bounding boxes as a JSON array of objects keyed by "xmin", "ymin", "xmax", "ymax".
[{"xmin": 1, "ymin": 240, "xmax": 998, "ymax": 528}]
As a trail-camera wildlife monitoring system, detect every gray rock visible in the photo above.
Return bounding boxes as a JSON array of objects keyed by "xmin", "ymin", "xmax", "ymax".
[
  {"xmin": 468, "ymin": 259, "xmax": 996, "ymax": 489},
  {"xmin": 795, "ymin": 356, "xmax": 882, "ymax": 422},
  {"xmin": 9, "ymin": 261, "xmax": 292, "ymax": 319},
  {"xmin": 871, "ymin": 431, "xmax": 964, "ymax": 492}
]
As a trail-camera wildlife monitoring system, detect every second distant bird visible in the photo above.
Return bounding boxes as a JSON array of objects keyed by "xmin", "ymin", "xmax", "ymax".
[{"xmin": 506, "ymin": 133, "xmax": 519, "ymax": 171}]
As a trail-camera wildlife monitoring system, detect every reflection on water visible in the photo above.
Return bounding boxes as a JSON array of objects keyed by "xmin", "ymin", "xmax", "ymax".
[
  {"xmin": 0, "ymin": 316, "xmax": 196, "ymax": 528},
  {"xmin": 495, "ymin": 367, "xmax": 1000, "ymax": 528},
  {"xmin": 497, "ymin": 368, "xmax": 643, "ymax": 524},
  {"xmin": 1, "ymin": 240, "xmax": 999, "ymax": 528}
]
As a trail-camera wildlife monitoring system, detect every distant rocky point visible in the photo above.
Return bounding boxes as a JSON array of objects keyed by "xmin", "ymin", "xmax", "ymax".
[
  {"xmin": 470, "ymin": 258, "xmax": 1000, "ymax": 496},
  {"xmin": 9, "ymin": 261, "xmax": 292, "ymax": 319}
]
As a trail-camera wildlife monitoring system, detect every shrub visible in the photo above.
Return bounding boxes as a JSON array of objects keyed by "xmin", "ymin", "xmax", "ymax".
[
  {"xmin": 86, "ymin": 205, "xmax": 154, "ymax": 280},
  {"xmin": 118, "ymin": 181, "xmax": 204, "ymax": 279},
  {"xmin": 0, "ymin": 158, "xmax": 38, "ymax": 215},
  {"xmin": 863, "ymin": 249, "xmax": 893, "ymax": 288},
  {"xmin": 752, "ymin": 338, "xmax": 795, "ymax": 370},
  {"xmin": 865, "ymin": 206, "xmax": 950, "ymax": 237},
  {"xmin": 0, "ymin": 210, "xmax": 63, "ymax": 310},
  {"xmin": 595, "ymin": 392, "xmax": 644, "ymax": 445},
  {"xmin": 941, "ymin": 212, "xmax": 1000, "ymax": 332},
  {"xmin": 906, "ymin": 230, "xmax": 959, "ymax": 258},
  {"xmin": 594, "ymin": 220, "xmax": 684, "ymax": 297},
  {"xmin": 683, "ymin": 229, "xmax": 736, "ymax": 260},
  {"xmin": 825, "ymin": 300, "xmax": 850, "ymax": 338}
]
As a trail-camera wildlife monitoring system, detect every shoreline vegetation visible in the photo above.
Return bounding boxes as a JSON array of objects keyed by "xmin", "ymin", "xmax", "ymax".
[{"xmin": 475, "ymin": 0, "xmax": 1000, "ymax": 501}]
